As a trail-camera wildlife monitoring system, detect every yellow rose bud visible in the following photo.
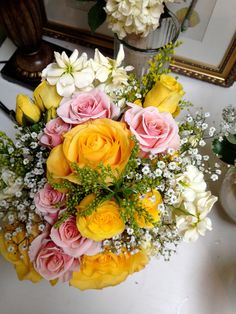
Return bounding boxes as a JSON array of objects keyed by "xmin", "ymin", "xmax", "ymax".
[
  {"xmin": 76, "ymin": 194, "xmax": 125, "ymax": 241},
  {"xmin": 46, "ymin": 107, "xmax": 57, "ymax": 122},
  {"xmin": 16, "ymin": 94, "xmax": 41, "ymax": 126},
  {"xmin": 70, "ymin": 251, "xmax": 149, "ymax": 290},
  {"xmin": 33, "ymin": 80, "xmax": 62, "ymax": 111},
  {"xmin": 143, "ymin": 74, "xmax": 185, "ymax": 116},
  {"xmin": 136, "ymin": 190, "xmax": 162, "ymax": 228},
  {"xmin": 0, "ymin": 224, "xmax": 42, "ymax": 283},
  {"xmin": 47, "ymin": 118, "xmax": 134, "ymax": 183}
]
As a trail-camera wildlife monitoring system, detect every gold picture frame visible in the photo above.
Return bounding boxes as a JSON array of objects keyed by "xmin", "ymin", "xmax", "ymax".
[{"xmin": 40, "ymin": 0, "xmax": 236, "ymax": 87}]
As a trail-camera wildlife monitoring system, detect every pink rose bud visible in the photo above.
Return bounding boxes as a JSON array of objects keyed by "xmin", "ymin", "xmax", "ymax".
[
  {"xmin": 50, "ymin": 216, "xmax": 101, "ymax": 258},
  {"xmin": 57, "ymin": 89, "xmax": 120, "ymax": 124},
  {"xmin": 34, "ymin": 183, "xmax": 66, "ymax": 224},
  {"xmin": 124, "ymin": 104, "xmax": 180, "ymax": 157},
  {"xmin": 29, "ymin": 231, "xmax": 79, "ymax": 281},
  {"xmin": 39, "ymin": 117, "xmax": 71, "ymax": 148}
]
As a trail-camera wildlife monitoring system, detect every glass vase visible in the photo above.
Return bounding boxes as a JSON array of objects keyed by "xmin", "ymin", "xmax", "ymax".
[
  {"xmin": 114, "ymin": 5, "xmax": 180, "ymax": 78},
  {"xmin": 220, "ymin": 167, "xmax": 236, "ymax": 222}
]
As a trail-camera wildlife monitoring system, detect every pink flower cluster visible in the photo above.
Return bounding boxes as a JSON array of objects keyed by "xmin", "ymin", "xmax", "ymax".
[
  {"xmin": 39, "ymin": 89, "xmax": 119, "ymax": 148},
  {"xmin": 30, "ymin": 184, "xmax": 101, "ymax": 281},
  {"xmin": 39, "ymin": 89, "xmax": 180, "ymax": 157}
]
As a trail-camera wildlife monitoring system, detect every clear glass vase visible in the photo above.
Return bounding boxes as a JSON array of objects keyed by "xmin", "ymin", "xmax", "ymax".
[
  {"xmin": 220, "ymin": 167, "xmax": 236, "ymax": 222},
  {"xmin": 114, "ymin": 5, "xmax": 180, "ymax": 78}
]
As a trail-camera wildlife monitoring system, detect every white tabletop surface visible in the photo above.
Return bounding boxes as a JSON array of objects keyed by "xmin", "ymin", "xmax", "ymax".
[{"xmin": 0, "ymin": 38, "xmax": 236, "ymax": 314}]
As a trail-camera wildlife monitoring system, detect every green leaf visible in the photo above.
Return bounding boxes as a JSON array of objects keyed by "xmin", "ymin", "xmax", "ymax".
[
  {"xmin": 88, "ymin": 0, "xmax": 106, "ymax": 33},
  {"xmin": 212, "ymin": 137, "xmax": 236, "ymax": 165}
]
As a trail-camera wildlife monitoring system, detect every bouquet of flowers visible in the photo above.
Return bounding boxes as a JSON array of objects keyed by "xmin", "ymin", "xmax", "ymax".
[{"xmin": 0, "ymin": 44, "xmax": 218, "ymax": 290}]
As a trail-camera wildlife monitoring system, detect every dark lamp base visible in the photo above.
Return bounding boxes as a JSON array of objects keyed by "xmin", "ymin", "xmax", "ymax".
[{"xmin": 1, "ymin": 40, "xmax": 72, "ymax": 90}]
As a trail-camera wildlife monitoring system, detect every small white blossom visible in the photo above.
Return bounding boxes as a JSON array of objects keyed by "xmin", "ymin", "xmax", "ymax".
[
  {"xmin": 157, "ymin": 161, "xmax": 166, "ymax": 169},
  {"xmin": 199, "ymin": 140, "xmax": 206, "ymax": 147},
  {"xmin": 202, "ymin": 123, "xmax": 208, "ymax": 130},
  {"xmin": 210, "ymin": 174, "xmax": 218, "ymax": 181},
  {"xmin": 154, "ymin": 169, "xmax": 162, "ymax": 177}
]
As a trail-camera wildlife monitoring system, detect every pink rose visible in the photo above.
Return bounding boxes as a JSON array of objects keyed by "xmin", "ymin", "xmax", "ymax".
[
  {"xmin": 124, "ymin": 104, "xmax": 180, "ymax": 156},
  {"xmin": 57, "ymin": 89, "xmax": 120, "ymax": 124},
  {"xmin": 50, "ymin": 216, "xmax": 101, "ymax": 258},
  {"xmin": 29, "ymin": 231, "xmax": 79, "ymax": 281},
  {"xmin": 39, "ymin": 117, "xmax": 71, "ymax": 148},
  {"xmin": 34, "ymin": 184, "xmax": 66, "ymax": 224}
]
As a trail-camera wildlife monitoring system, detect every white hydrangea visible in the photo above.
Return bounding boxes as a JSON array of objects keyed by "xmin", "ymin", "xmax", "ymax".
[{"xmin": 105, "ymin": 0, "xmax": 165, "ymax": 39}]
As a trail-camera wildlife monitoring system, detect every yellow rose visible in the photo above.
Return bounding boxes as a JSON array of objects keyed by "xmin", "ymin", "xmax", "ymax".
[
  {"xmin": 136, "ymin": 190, "xmax": 162, "ymax": 228},
  {"xmin": 0, "ymin": 224, "xmax": 42, "ymax": 283},
  {"xmin": 70, "ymin": 251, "xmax": 149, "ymax": 290},
  {"xmin": 76, "ymin": 194, "xmax": 125, "ymax": 241},
  {"xmin": 143, "ymin": 74, "xmax": 185, "ymax": 116},
  {"xmin": 47, "ymin": 118, "xmax": 134, "ymax": 183},
  {"xmin": 16, "ymin": 94, "xmax": 41, "ymax": 126},
  {"xmin": 33, "ymin": 80, "xmax": 62, "ymax": 111}
]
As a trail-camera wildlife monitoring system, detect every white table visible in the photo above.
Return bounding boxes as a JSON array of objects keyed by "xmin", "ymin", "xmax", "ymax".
[{"xmin": 0, "ymin": 38, "xmax": 236, "ymax": 314}]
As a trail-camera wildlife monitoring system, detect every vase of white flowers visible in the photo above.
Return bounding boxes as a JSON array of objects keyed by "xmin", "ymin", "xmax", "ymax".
[
  {"xmin": 109, "ymin": 2, "xmax": 180, "ymax": 77},
  {"xmin": 212, "ymin": 105, "xmax": 236, "ymax": 222},
  {"xmin": 77, "ymin": 0, "xmax": 180, "ymax": 78}
]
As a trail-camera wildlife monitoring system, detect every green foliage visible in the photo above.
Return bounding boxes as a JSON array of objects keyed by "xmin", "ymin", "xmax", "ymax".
[
  {"xmin": 88, "ymin": 0, "xmax": 107, "ymax": 32},
  {"xmin": 76, "ymin": 0, "xmax": 106, "ymax": 32},
  {"xmin": 0, "ymin": 131, "xmax": 26, "ymax": 177},
  {"xmin": 212, "ymin": 136, "xmax": 236, "ymax": 165},
  {"xmin": 140, "ymin": 41, "xmax": 182, "ymax": 99}
]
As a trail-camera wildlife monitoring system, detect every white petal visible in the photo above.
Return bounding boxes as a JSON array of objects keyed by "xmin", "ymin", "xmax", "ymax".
[
  {"xmin": 54, "ymin": 52, "xmax": 66, "ymax": 68},
  {"xmin": 46, "ymin": 67, "xmax": 65, "ymax": 78},
  {"xmin": 56, "ymin": 80, "xmax": 75, "ymax": 97},
  {"xmin": 73, "ymin": 53, "xmax": 88, "ymax": 71},
  {"xmin": 46, "ymin": 77, "xmax": 58, "ymax": 85},
  {"xmin": 95, "ymin": 67, "xmax": 110, "ymax": 82},
  {"xmin": 183, "ymin": 228, "xmax": 199, "ymax": 242},
  {"xmin": 59, "ymin": 73, "xmax": 74, "ymax": 86},
  {"xmin": 94, "ymin": 49, "xmax": 110, "ymax": 67},
  {"xmin": 61, "ymin": 51, "xmax": 70, "ymax": 65},
  {"xmin": 74, "ymin": 69, "xmax": 95, "ymax": 89},
  {"xmin": 116, "ymin": 44, "xmax": 124, "ymax": 66},
  {"xmin": 69, "ymin": 49, "xmax": 79, "ymax": 64}
]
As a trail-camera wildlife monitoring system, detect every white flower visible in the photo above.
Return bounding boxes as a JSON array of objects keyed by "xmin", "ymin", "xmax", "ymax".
[
  {"xmin": 42, "ymin": 49, "xmax": 95, "ymax": 97},
  {"xmin": 176, "ymin": 191, "xmax": 217, "ymax": 242},
  {"xmin": 105, "ymin": 0, "xmax": 164, "ymax": 39},
  {"xmin": 177, "ymin": 165, "xmax": 207, "ymax": 203},
  {"xmin": 92, "ymin": 45, "xmax": 133, "ymax": 92}
]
